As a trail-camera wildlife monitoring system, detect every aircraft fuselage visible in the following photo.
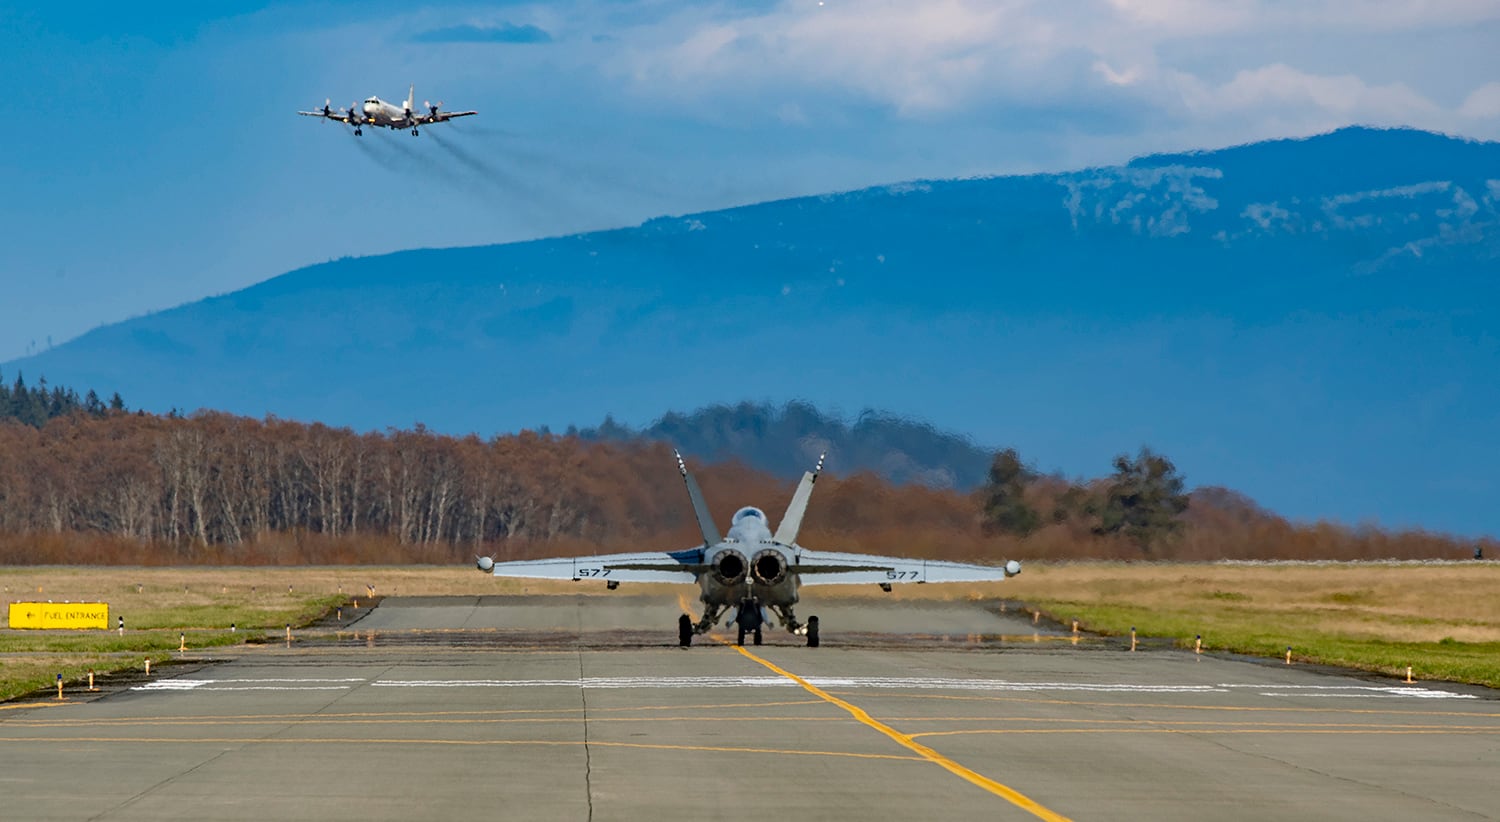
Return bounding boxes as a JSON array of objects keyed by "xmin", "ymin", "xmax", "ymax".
[
  {"xmin": 698, "ymin": 506, "xmax": 800, "ymax": 631},
  {"xmin": 361, "ymin": 97, "xmax": 413, "ymax": 128}
]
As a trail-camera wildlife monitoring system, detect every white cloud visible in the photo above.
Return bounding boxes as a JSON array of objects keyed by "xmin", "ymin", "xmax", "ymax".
[
  {"xmin": 1105, "ymin": 0, "xmax": 1500, "ymax": 36},
  {"xmin": 598, "ymin": 0, "xmax": 1494, "ymax": 143},
  {"xmin": 1093, "ymin": 60, "xmax": 1142, "ymax": 87},
  {"xmin": 1184, "ymin": 63, "xmax": 1439, "ymax": 121},
  {"xmin": 614, "ymin": 0, "xmax": 1038, "ymax": 114},
  {"xmin": 1460, "ymin": 82, "xmax": 1500, "ymax": 119}
]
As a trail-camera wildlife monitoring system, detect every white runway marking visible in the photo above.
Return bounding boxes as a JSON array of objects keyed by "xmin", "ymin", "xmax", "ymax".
[
  {"xmin": 133, "ymin": 678, "xmax": 363, "ymax": 692},
  {"xmin": 1254, "ymin": 690, "xmax": 1476, "ymax": 699},
  {"xmin": 1220, "ymin": 684, "xmax": 1476, "ymax": 700},
  {"xmin": 130, "ymin": 676, "xmax": 1474, "ymax": 699}
]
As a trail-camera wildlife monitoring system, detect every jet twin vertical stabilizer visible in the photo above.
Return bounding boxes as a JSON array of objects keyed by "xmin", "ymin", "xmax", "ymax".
[
  {"xmin": 773, "ymin": 452, "xmax": 825, "ymax": 546},
  {"xmin": 676, "ymin": 450, "xmax": 721, "ymax": 547}
]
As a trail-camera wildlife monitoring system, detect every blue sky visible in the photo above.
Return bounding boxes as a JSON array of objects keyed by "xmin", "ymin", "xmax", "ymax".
[{"xmin": 4, "ymin": 1, "xmax": 1498, "ymax": 362}]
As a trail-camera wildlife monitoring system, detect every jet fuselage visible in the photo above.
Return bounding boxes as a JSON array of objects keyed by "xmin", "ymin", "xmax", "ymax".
[{"xmin": 700, "ymin": 506, "xmax": 798, "ymax": 619}]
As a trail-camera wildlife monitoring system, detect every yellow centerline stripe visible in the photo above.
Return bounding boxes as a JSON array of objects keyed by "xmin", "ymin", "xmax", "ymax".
[
  {"xmin": 909, "ymin": 728, "xmax": 1500, "ymax": 737},
  {"xmin": 729, "ymin": 645, "xmax": 1071, "ymax": 822},
  {"xmin": 0, "ymin": 702, "xmax": 68, "ymax": 712}
]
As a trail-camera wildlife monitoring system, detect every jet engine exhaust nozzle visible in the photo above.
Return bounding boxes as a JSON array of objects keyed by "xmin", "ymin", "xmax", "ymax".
[
  {"xmin": 712, "ymin": 550, "xmax": 748, "ymax": 585},
  {"xmin": 751, "ymin": 550, "xmax": 788, "ymax": 585}
]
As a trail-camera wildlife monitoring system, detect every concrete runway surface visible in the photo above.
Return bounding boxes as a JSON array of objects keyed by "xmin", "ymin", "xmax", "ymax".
[{"xmin": 2, "ymin": 594, "xmax": 1497, "ymax": 821}]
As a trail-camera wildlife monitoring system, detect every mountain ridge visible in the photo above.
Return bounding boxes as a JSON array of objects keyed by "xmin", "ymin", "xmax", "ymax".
[{"xmin": 7, "ymin": 126, "xmax": 1498, "ymax": 534}]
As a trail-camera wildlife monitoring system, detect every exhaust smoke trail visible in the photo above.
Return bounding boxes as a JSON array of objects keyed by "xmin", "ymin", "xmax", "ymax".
[
  {"xmin": 426, "ymin": 130, "xmax": 540, "ymax": 199},
  {"xmin": 342, "ymin": 125, "xmax": 657, "ymax": 233},
  {"xmin": 352, "ymin": 132, "xmax": 402, "ymax": 173},
  {"xmin": 426, "ymin": 129, "xmax": 592, "ymax": 227}
]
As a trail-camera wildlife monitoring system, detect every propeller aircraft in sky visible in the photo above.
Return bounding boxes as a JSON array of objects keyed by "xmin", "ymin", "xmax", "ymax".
[
  {"xmin": 298, "ymin": 85, "xmax": 476, "ymax": 136},
  {"xmin": 477, "ymin": 452, "xmax": 1022, "ymax": 647}
]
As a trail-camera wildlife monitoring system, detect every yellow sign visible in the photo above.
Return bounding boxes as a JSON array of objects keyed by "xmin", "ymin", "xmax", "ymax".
[{"xmin": 8, "ymin": 602, "xmax": 109, "ymax": 629}]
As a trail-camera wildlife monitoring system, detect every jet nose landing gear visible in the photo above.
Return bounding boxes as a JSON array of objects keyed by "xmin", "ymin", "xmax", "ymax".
[{"xmin": 735, "ymin": 598, "xmax": 765, "ymax": 647}]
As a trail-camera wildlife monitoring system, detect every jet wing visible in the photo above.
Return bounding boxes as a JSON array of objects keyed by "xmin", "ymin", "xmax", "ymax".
[
  {"xmin": 793, "ymin": 549, "xmax": 1020, "ymax": 586},
  {"xmin": 480, "ymin": 548, "xmax": 702, "ymax": 584}
]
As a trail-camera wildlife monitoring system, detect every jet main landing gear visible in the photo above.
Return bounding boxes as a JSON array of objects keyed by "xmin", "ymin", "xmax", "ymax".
[{"xmin": 676, "ymin": 601, "xmax": 820, "ymax": 648}]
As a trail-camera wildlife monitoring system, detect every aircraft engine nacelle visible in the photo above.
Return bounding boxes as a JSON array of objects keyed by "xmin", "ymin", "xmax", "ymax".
[
  {"xmin": 750, "ymin": 549, "xmax": 788, "ymax": 585},
  {"xmin": 710, "ymin": 548, "xmax": 748, "ymax": 585}
]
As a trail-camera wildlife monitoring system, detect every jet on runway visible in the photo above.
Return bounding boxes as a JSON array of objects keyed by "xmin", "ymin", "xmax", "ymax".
[
  {"xmin": 477, "ymin": 452, "xmax": 1022, "ymax": 647},
  {"xmin": 298, "ymin": 85, "xmax": 476, "ymax": 136}
]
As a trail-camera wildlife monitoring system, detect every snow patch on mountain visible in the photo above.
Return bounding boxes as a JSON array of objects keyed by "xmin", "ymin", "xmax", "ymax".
[{"xmin": 1061, "ymin": 165, "xmax": 1222, "ymax": 237}]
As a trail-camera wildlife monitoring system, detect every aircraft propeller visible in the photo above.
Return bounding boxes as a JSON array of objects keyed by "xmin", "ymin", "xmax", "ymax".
[
  {"xmin": 425, "ymin": 100, "xmax": 442, "ymax": 118},
  {"xmin": 476, "ymin": 555, "xmax": 495, "ymax": 572},
  {"xmin": 321, "ymin": 98, "xmax": 332, "ymax": 117}
]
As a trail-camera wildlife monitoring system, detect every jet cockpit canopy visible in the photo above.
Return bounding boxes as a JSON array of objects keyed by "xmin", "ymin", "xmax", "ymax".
[{"xmin": 731, "ymin": 506, "xmax": 766, "ymax": 524}]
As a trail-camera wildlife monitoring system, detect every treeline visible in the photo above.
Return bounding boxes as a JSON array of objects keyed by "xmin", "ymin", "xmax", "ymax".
[
  {"xmin": 0, "ymin": 410, "xmax": 1489, "ymax": 565},
  {"xmin": 0, "ymin": 371, "xmax": 126, "ymax": 427},
  {"xmin": 976, "ymin": 448, "xmax": 1488, "ymax": 562}
]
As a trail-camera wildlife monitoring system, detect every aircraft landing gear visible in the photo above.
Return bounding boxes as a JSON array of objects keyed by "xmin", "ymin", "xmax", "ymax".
[
  {"xmin": 694, "ymin": 603, "xmax": 725, "ymax": 635},
  {"xmin": 806, "ymin": 615, "xmax": 819, "ymax": 648},
  {"xmin": 734, "ymin": 598, "xmax": 765, "ymax": 647},
  {"xmin": 678, "ymin": 614, "xmax": 693, "ymax": 647},
  {"xmin": 411, "ymin": 127, "xmax": 420, "ymax": 136},
  {"xmin": 353, "ymin": 128, "xmax": 363, "ymax": 136}
]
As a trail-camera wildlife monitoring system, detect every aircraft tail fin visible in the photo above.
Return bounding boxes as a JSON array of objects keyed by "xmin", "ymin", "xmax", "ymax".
[
  {"xmin": 405, "ymin": 84, "xmax": 415, "ymax": 113},
  {"xmin": 773, "ymin": 452, "xmax": 825, "ymax": 546},
  {"xmin": 676, "ymin": 451, "xmax": 722, "ymax": 547}
]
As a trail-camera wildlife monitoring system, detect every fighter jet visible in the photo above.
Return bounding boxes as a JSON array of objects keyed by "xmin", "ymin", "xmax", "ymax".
[
  {"xmin": 298, "ymin": 85, "xmax": 476, "ymax": 136},
  {"xmin": 477, "ymin": 452, "xmax": 1022, "ymax": 647}
]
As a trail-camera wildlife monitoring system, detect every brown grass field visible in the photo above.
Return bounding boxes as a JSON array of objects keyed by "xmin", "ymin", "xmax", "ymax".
[{"xmin": 3, "ymin": 562, "xmax": 1498, "ymax": 698}]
